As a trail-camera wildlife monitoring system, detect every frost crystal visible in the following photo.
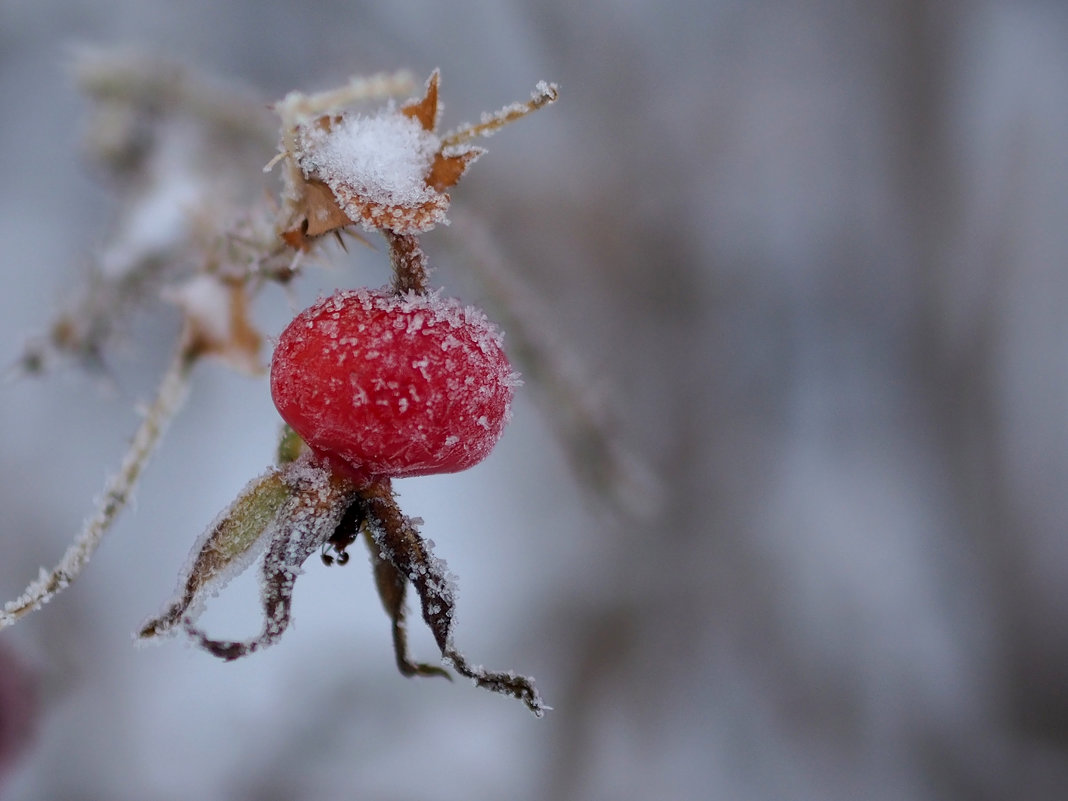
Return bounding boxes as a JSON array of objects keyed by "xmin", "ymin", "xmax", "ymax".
[{"xmin": 300, "ymin": 110, "xmax": 440, "ymax": 210}]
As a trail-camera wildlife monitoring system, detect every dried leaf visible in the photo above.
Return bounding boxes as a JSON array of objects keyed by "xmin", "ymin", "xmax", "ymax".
[
  {"xmin": 401, "ymin": 69, "xmax": 440, "ymax": 132},
  {"xmin": 427, "ymin": 148, "xmax": 483, "ymax": 192},
  {"xmin": 301, "ymin": 178, "xmax": 356, "ymax": 237}
]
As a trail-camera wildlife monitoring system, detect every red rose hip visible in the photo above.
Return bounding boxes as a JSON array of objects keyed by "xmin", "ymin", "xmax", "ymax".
[{"xmin": 270, "ymin": 288, "xmax": 516, "ymax": 483}]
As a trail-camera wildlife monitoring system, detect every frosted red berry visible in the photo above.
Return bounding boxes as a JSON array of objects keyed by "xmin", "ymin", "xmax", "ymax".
[{"xmin": 270, "ymin": 288, "xmax": 516, "ymax": 483}]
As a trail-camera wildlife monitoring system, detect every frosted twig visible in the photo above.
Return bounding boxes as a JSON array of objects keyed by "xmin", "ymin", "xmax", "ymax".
[
  {"xmin": 441, "ymin": 81, "xmax": 559, "ymax": 148},
  {"xmin": 0, "ymin": 346, "xmax": 196, "ymax": 629},
  {"xmin": 447, "ymin": 209, "xmax": 661, "ymax": 520}
]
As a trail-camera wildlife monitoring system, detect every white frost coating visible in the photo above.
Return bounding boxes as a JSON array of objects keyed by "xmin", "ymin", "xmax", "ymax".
[
  {"xmin": 300, "ymin": 110, "xmax": 440, "ymax": 208},
  {"xmin": 312, "ymin": 287, "xmax": 510, "ymax": 366}
]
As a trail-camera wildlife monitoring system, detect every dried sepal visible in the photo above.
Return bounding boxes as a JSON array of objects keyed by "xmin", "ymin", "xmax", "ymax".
[
  {"xmin": 322, "ymin": 498, "xmax": 451, "ymax": 678},
  {"xmin": 137, "ymin": 438, "xmax": 545, "ymax": 711},
  {"xmin": 359, "ymin": 480, "xmax": 547, "ymax": 717},
  {"xmin": 427, "ymin": 147, "xmax": 482, "ymax": 193},
  {"xmin": 365, "ymin": 539, "xmax": 449, "ymax": 679},
  {"xmin": 139, "ymin": 467, "xmax": 292, "ymax": 639},
  {"xmin": 400, "ymin": 69, "xmax": 440, "ymax": 131},
  {"xmin": 276, "ymin": 71, "xmax": 452, "ymax": 244},
  {"xmin": 184, "ymin": 461, "xmax": 358, "ymax": 659},
  {"xmin": 139, "ymin": 456, "xmax": 358, "ymax": 657}
]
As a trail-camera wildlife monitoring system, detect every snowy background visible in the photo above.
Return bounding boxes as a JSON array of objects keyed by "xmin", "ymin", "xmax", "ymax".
[{"xmin": 3, "ymin": 1, "xmax": 1068, "ymax": 799}]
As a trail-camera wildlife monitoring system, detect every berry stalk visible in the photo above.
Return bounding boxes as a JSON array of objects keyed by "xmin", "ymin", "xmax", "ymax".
[{"xmin": 383, "ymin": 230, "xmax": 430, "ymax": 295}]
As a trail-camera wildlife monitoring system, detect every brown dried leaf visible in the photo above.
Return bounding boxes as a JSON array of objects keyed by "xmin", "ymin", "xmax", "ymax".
[
  {"xmin": 401, "ymin": 70, "xmax": 440, "ymax": 132},
  {"xmin": 427, "ymin": 148, "xmax": 483, "ymax": 191},
  {"xmin": 302, "ymin": 178, "xmax": 356, "ymax": 237}
]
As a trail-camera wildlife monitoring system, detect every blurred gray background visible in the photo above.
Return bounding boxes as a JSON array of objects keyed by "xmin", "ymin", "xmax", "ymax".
[{"xmin": 2, "ymin": 1, "xmax": 1068, "ymax": 799}]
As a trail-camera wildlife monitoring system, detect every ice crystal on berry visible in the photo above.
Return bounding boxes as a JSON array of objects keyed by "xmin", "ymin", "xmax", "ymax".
[{"xmin": 270, "ymin": 288, "xmax": 517, "ymax": 483}]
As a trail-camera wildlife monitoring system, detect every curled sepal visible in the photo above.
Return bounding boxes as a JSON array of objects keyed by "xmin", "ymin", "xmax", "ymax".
[
  {"xmin": 139, "ymin": 457, "xmax": 357, "ymax": 658},
  {"xmin": 363, "ymin": 527, "xmax": 451, "ymax": 680},
  {"xmin": 138, "ymin": 468, "xmax": 290, "ymax": 639},
  {"xmin": 359, "ymin": 479, "xmax": 547, "ymax": 717}
]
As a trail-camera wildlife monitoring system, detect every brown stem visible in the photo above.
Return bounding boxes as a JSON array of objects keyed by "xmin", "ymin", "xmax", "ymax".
[{"xmin": 383, "ymin": 230, "xmax": 429, "ymax": 295}]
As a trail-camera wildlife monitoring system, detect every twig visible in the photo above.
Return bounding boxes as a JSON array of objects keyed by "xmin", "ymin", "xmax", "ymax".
[{"xmin": 0, "ymin": 345, "xmax": 197, "ymax": 628}]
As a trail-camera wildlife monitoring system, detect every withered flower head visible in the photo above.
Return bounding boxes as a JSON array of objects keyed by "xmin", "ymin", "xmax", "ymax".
[
  {"xmin": 282, "ymin": 71, "xmax": 481, "ymax": 247},
  {"xmin": 277, "ymin": 70, "xmax": 558, "ymax": 250}
]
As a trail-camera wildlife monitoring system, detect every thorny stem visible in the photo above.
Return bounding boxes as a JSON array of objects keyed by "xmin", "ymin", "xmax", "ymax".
[
  {"xmin": 384, "ymin": 230, "xmax": 430, "ymax": 295},
  {"xmin": 1, "ymin": 345, "xmax": 197, "ymax": 629},
  {"xmin": 359, "ymin": 479, "xmax": 547, "ymax": 716}
]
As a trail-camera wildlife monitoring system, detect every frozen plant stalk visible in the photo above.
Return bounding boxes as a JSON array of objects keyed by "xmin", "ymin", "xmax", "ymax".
[{"xmin": 1, "ymin": 345, "xmax": 195, "ymax": 627}]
